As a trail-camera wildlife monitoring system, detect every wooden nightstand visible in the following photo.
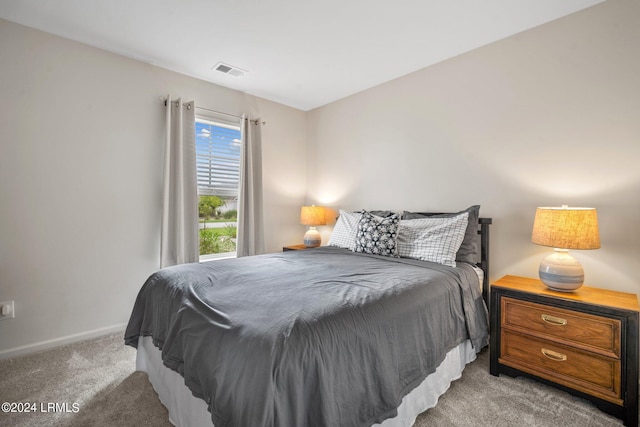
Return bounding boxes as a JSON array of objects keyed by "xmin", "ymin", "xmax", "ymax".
[
  {"xmin": 490, "ymin": 275, "xmax": 639, "ymax": 426},
  {"xmin": 282, "ymin": 244, "xmax": 309, "ymax": 251}
]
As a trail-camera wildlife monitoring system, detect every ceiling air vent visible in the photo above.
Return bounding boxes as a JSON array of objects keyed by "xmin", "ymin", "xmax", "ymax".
[{"xmin": 213, "ymin": 62, "xmax": 246, "ymax": 78}]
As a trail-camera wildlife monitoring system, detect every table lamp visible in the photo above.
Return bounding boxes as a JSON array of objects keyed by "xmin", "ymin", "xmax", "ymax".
[
  {"xmin": 531, "ymin": 205, "xmax": 600, "ymax": 291},
  {"xmin": 300, "ymin": 205, "xmax": 326, "ymax": 247}
]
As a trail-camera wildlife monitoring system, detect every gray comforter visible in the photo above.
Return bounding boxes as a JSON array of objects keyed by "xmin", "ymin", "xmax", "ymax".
[{"xmin": 125, "ymin": 247, "xmax": 489, "ymax": 427}]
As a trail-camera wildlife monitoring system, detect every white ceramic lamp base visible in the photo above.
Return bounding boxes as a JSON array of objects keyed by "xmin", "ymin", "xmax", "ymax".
[
  {"xmin": 538, "ymin": 249, "xmax": 584, "ymax": 292},
  {"xmin": 304, "ymin": 227, "xmax": 321, "ymax": 248}
]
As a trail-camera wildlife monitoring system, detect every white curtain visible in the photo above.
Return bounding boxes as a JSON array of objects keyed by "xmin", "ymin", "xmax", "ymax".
[
  {"xmin": 160, "ymin": 96, "xmax": 199, "ymax": 268},
  {"xmin": 236, "ymin": 116, "xmax": 265, "ymax": 257}
]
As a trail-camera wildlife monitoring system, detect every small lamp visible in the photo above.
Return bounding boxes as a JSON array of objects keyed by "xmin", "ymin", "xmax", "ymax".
[
  {"xmin": 531, "ymin": 205, "xmax": 600, "ymax": 292},
  {"xmin": 300, "ymin": 205, "xmax": 326, "ymax": 248}
]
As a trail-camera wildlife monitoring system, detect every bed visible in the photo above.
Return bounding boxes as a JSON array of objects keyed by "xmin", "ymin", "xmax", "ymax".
[{"xmin": 125, "ymin": 207, "xmax": 492, "ymax": 427}]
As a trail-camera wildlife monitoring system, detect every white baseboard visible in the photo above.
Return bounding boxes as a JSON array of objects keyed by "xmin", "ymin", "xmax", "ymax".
[{"xmin": 0, "ymin": 323, "xmax": 127, "ymax": 360}]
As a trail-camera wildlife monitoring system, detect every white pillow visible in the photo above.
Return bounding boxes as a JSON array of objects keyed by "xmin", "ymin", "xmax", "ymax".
[
  {"xmin": 397, "ymin": 212, "xmax": 469, "ymax": 267},
  {"xmin": 327, "ymin": 210, "xmax": 362, "ymax": 250}
]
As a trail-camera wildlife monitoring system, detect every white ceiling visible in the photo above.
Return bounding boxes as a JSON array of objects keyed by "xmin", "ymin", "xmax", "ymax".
[{"xmin": 0, "ymin": 0, "xmax": 603, "ymax": 111}]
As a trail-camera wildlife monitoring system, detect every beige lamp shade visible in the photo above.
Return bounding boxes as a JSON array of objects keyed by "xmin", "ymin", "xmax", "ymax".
[
  {"xmin": 531, "ymin": 206, "xmax": 600, "ymax": 292},
  {"xmin": 300, "ymin": 206, "xmax": 326, "ymax": 226},
  {"xmin": 531, "ymin": 206, "xmax": 600, "ymax": 250}
]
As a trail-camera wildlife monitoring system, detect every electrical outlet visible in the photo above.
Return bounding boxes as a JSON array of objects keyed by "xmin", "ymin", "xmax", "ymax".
[{"xmin": 0, "ymin": 301, "xmax": 15, "ymax": 320}]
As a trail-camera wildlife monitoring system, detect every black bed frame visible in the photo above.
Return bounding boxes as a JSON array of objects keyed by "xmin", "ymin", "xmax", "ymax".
[{"xmin": 478, "ymin": 217, "xmax": 492, "ymax": 305}]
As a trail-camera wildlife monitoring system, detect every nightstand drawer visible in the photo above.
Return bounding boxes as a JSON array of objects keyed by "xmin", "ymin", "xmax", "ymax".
[
  {"xmin": 500, "ymin": 329, "xmax": 622, "ymax": 405},
  {"xmin": 501, "ymin": 297, "xmax": 621, "ymax": 358}
]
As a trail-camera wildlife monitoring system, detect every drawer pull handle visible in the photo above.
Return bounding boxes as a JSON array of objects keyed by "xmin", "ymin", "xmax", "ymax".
[
  {"xmin": 541, "ymin": 314, "xmax": 567, "ymax": 326},
  {"xmin": 541, "ymin": 348, "xmax": 567, "ymax": 362}
]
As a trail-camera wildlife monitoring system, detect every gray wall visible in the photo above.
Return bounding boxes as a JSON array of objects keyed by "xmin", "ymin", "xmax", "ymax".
[
  {"xmin": 306, "ymin": 0, "xmax": 640, "ymax": 295},
  {"xmin": 0, "ymin": 19, "xmax": 307, "ymax": 357}
]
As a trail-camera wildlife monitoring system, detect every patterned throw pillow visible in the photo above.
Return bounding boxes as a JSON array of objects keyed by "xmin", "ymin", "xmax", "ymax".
[
  {"xmin": 354, "ymin": 211, "xmax": 399, "ymax": 257},
  {"xmin": 397, "ymin": 212, "xmax": 469, "ymax": 267}
]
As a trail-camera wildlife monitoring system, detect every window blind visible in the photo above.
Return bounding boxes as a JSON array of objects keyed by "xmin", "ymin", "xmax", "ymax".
[{"xmin": 195, "ymin": 118, "xmax": 241, "ymax": 198}]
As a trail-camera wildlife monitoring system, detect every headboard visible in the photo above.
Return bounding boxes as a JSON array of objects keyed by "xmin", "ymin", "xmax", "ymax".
[{"xmin": 478, "ymin": 217, "xmax": 492, "ymax": 304}]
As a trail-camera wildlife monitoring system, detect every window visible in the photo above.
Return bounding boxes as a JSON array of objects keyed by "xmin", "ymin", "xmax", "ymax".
[{"xmin": 195, "ymin": 116, "xmax": 241, "ymax": 260}]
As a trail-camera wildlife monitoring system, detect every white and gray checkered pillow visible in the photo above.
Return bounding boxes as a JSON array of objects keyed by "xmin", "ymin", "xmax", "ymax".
[
  {"xmin": 397, "ymin": 212, "xmax": 469, "ymax": 267},
  {"xmin": 327, "ymin": 210, "xmax": 362, "ymax": 250}
]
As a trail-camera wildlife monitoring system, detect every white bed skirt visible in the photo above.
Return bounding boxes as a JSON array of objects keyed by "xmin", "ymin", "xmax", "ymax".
[{"xmin": 136, "ymin": 336, "xmax": 476, "ymax": 427}]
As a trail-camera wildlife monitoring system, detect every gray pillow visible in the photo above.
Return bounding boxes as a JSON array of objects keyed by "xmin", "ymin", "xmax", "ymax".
[{"xmin": 402, "ymin": 205, "xmax": 480, "ymax": 265}]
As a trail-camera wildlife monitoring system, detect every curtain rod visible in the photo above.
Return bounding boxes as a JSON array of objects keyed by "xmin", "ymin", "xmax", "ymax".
[{"xmin": 163, "ymin": 98, "xmax": 265, "ymax": 125}]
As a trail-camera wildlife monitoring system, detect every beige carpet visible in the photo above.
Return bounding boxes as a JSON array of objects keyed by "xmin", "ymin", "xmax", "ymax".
[
  {"xmin": 0, "ymin": 334, "xmax": 170, "ymax": 427},
  {"xmin": 0, "ymin": 333, "xmax": 624, "ymax": 426}
]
